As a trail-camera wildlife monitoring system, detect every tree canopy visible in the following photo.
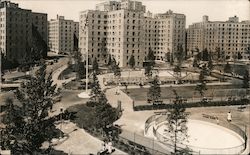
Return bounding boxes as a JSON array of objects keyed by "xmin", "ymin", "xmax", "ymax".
[
  {"xmin": 224, "ymin": 62, "xmax": 232, "ymax": 73},
  {"xmin": 128, "ymin": 54, "xmax": 135, "ymax": 69},
  {"xmin": 167, "ymin": 89, "xmax": 189, "ymax": 154},
  {"xmin": 242, "ymin": 69, "xmax": 249, "ymax": 88},
  {"xmin": 195, "ymin": 65, "xmax": 207, "ymax": 97},
  {"xmin": 1, "ymin": 63, "xmax": 61, "ymax": 154},
  {"xmin": 92, "ymin": 57, "xmax": 99, "ymax": 74},
  {"xmin": 147, "ymin": 75, "xmax": 161, "ymax": 103},
  {"xmin": 87, "ymin": 72, "xmax": 118, "ymax": 130}
]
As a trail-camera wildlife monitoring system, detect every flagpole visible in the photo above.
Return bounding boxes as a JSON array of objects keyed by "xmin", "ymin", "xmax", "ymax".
[
  {"xmin": 85, "ymin": 15, "xmax": 89, "ymax": 93},
  {"xmin": 78, "ymin": 14, "xmax": 90, "ymax": 98},
  {"xmin": 0, "ymin": 49, "xmax": 2, "ymax": 93}
]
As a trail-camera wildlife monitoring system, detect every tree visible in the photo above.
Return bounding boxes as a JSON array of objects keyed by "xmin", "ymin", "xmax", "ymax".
[
  {"xmin": 87, "ymin": 72, "xmax": 118, "ymax": 133},
  {"xmin": 147, "ymin": 75, "xmax": 161, "ymax": 103},
  {"xmin": 208, "ymin": 56, "xmax": 213, "ymax": 70},
  {"xmin": 175, "ymin": 44, "xmax": 184, "ymax": 64},
  {"xmin": 94, "ymin": 101, "xmax": 117, "ymax": 131},
  {"xmin": 144, "ymin": 48, "xmax": 155, "ymax": 77},
  {"xmin": 144, "ymin": 64, "xmax": 153, "ymax": 77},
  {"xmin": 242, "ymin": 69, "xmax": 249, "ymax": 88},
  {"xmin": 245, "ymin": 44, "xmax": 250, "ymax": 60},
  {"xmin": 73, "ymin": 33, "xmax": 79, "ymax": 51},
  {"xmin": 100, "ymin": 38, "xmax": 108, "ymax": 61},
  {"xmin": 110, "ymin": 58, "xmax": 121, "ymax": 78},
  {"xmin": 92, "ymin": 57, "xmax": 99, "ymax": 74},
  {"xmin": 216, "ymin": 47, "xmax": 221, "ymax": 60},
  {"xmin": 167, "ymin": 89, "xmax": 189, "ymax": 154},
  {"xmin": 89, "ymin": 72, "xmax": 107, "ymax": 104},
  {"xmin": 203, "ymin": 48, "xmax": 210, "ymax": 61},
  {"xmin": 237, "ymin": 52, "xmax": 243, "ymax": 60},
  {"xmin": 1, "ymin": 63, "xmax": 61, "ymax": 154},
  {"xmin": 165, "ymin": 52, "xmax": 171, "ymax": 62},
  {"xmin": 107, "ymin": 54, "xmax": 112, "ymax": 66},
  {"xmin": 147, "ymin": 47, "xmax": 155, "ymax": 64},
  {"xmin": 193, "ymin": 56, "xmax": 199, "ymax": 68},
  {"xmin": 170, "ymin": 53, "xmax": 174, "ymax": 66},
  {"xmin": 195, "ymin": 65, "xmax": 207, "ymax": 98},
  {"xmin": 128, "ymin": 54, "xmax": 135, "ymax": 69},
  {"xmin": 71, "ymin": 49, "xmax": 85, "ymax": 80},
  {"xmin": 174, "ymin": 44, "xmax": 184, "ymax": 83},
  {"xmin": 224, "ymin": 62, "xmax": 232, "ymax": 73}
]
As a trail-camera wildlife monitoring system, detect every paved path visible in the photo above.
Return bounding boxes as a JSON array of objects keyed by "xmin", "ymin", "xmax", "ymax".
[
  {"xmin": 54, "ymin": 122, "xmax": 127, "ymax": 155},
  {"xmin": 98, "ymin": 70, "xmax": 250, "ymax": 154},
  {"xmin": 50, "ymin": 67, "xmax": 126, "ymax": 154},
  {"xmin": 51, "ymin": 64, "xmax": 75, "ymax": 90}
]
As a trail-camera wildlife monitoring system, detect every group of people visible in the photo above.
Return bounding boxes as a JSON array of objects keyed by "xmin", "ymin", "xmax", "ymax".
[{"xmin": 98, "ymin": 140, "xmax": 115, "ymax": 155}]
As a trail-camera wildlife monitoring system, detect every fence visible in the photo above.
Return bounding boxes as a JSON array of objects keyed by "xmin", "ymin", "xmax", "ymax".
[
  {"xmin": 103, "ymin": 74, "xmax": 218, "ymax": 87},
  {"xmin": 119, "ymin": 128, "xmax": 171, "ymax": 155},
  {"xmin": 144, "ymin": 114, "xmax": 248, "ymax": 155}
]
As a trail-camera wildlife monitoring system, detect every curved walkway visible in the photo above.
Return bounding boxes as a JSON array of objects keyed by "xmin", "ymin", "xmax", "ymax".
[
  {"xmin": 97, "ymin": 70, "xmax": 250, "ymax": 155},
  {"xmin": 52, "ymin": 64, "xmax": 75, "ymax": 89},
  {"xmin": 51, "ymin": 68, "xmax": 126, "ymax": 154}
]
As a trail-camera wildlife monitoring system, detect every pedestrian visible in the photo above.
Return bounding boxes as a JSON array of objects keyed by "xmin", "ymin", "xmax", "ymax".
[
  {"xmin": 227, "ymin": 111, "xmax": 232, "ymax": 122},
  {"xmin": 216, "ymin": 117, "xmax": 219, "ymax": 125},
  {"xmin": 101, "ymin": 141, "xmax": 106, "ymax": 152},
  {"xmin": 107, "ymin": 141, "xmax": 113, "ymax": 153}
]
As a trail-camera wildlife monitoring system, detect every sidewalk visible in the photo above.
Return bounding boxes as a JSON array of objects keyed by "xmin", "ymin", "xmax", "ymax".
[{"xmin": 54, "ymin": 122, "xmax": 127, "ymax": 155}]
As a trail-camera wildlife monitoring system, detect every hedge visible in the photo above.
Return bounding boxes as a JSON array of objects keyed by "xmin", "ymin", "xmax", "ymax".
[{"xmin": 133, "ymin": 99, "xmax": 249, "ymax": 111}]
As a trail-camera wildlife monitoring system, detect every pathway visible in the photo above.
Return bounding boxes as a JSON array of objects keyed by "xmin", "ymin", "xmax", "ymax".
[
  {"xmin": 54, "ymin": 122, "xmax": 126, "ymax": 155},
  {"xmin": 50, "ymin": 67, "xmax": 126, "ymax": 154}
]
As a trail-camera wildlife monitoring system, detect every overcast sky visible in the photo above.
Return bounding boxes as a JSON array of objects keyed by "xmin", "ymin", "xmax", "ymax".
[{"xmin": 12, "ymin": 0, "xmax": 250, "ymax": 26}]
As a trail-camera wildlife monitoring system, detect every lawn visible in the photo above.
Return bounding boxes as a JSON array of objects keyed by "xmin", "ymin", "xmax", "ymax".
[
  {"xmin": 67, "ymin": 104, "xmax": 97, "ymax": 130},
  {"xmin": 125, "ymin": 84, "xmax": 246, "ymax": 101}
]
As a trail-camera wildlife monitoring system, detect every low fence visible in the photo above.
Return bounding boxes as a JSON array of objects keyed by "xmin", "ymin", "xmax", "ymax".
[
  {"xmin": 144, "ymin": 114, "xmax": 248, "ymax": 155},
  {"xmin": 103, "ymin": 75, "xmax": 218, "ymax": 86},
  {"xmin": 119, "ymin": 129, "xmax": 171, "ymax": 155}
]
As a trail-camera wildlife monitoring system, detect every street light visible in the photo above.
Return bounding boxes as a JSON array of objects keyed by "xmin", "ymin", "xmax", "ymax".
[
  {"xmin": 60, "ymin": 107, "xmax": 64, "ymax": 139},
  {"xmin": 0, "ymin": 48, "xmax": 2, "ymax": 93}
]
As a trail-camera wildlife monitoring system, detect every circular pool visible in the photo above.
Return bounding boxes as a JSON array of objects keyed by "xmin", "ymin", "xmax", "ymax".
[{"xmin": 145, "ymin": 115, "xmax": 246, "ymax": 154}]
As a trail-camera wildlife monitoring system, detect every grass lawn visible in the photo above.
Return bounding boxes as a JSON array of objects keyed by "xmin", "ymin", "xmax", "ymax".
[
  {"xmin": 125, "ymin": 84, "xmax": 246, "ymax": 101},
  {"xmin": 67, "ymin": 104, "xmax": 97, "ymax": 130}
]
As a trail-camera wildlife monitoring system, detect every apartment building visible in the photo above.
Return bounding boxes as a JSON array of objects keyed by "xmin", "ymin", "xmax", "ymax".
[
  {"xmin": 0, "ymin": 1, "xmax": 47, "ymax": 63},
  {"xmin": 32, "ymin": 12, "xmax": 48, "ymax": 46},
  {"xmin": 48, "ymin": 15, "xmax": 79, "ymax": 54},
  {"xmin": 144, "ymin": 10, "xmax": 186, "ymax": 61},
  {"xmin": 187, "ymin": 15, "xmax": 250, "ymax": 60},
  {"xmin": 79, "ymin": 0, "xmax": 186, "ymax": 68}
]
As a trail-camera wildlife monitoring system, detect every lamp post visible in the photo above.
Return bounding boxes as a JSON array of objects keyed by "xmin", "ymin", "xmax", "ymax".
[
  {"xmin": 0, "ymin": 49, "xmax": 2, "ymax": 93},
  {"xmin": 0, "ymin": 48, "xmax": 2, "ymax": 93},
  {"xmin": 60, "ymin": 107, "xmax": 64, "ymax": 139}
]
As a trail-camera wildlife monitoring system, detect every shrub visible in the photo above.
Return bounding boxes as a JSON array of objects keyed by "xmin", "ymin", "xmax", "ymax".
[{"xmin": 133, "ymin": 99, "xmax": 249, "ymax": 111}]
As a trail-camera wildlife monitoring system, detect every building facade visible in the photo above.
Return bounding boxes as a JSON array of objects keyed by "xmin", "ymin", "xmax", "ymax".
[
  {"xmin": 79, "ymin": 0, "xmax": 186, "ymax": 68},
  {"xmin": 0, "ymin": 1, "xmax": 47, "ymax": 63},
  {"xmin": 187, "ymin": 15, "xmax": 250, "ymax": 60},
  {"xmin": 48, "ymin": 15, "xmax": 79, "ymax": 54}
]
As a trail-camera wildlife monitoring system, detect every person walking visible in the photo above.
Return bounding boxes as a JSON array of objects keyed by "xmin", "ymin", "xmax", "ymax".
[{"xmin": 227, "ymin": 111, "xmax": 232, "ymax": 122}]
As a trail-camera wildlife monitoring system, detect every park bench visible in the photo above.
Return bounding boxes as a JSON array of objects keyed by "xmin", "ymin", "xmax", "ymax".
[
  {"xmin": 237, "ymin": 106, "xmax": 246, "ymax": 112},
  {"xmin": 153, "ymin": 100, "xmax": 163, "ymax": 105},
  {"xmin": 202, "ymin": 114, "xmax": 217, "ymax": 120}
]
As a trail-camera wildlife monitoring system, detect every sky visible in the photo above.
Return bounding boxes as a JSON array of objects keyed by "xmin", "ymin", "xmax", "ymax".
[{"xmin": 12, "ymin": 0, "xmax": 250, "ymax": 26}]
